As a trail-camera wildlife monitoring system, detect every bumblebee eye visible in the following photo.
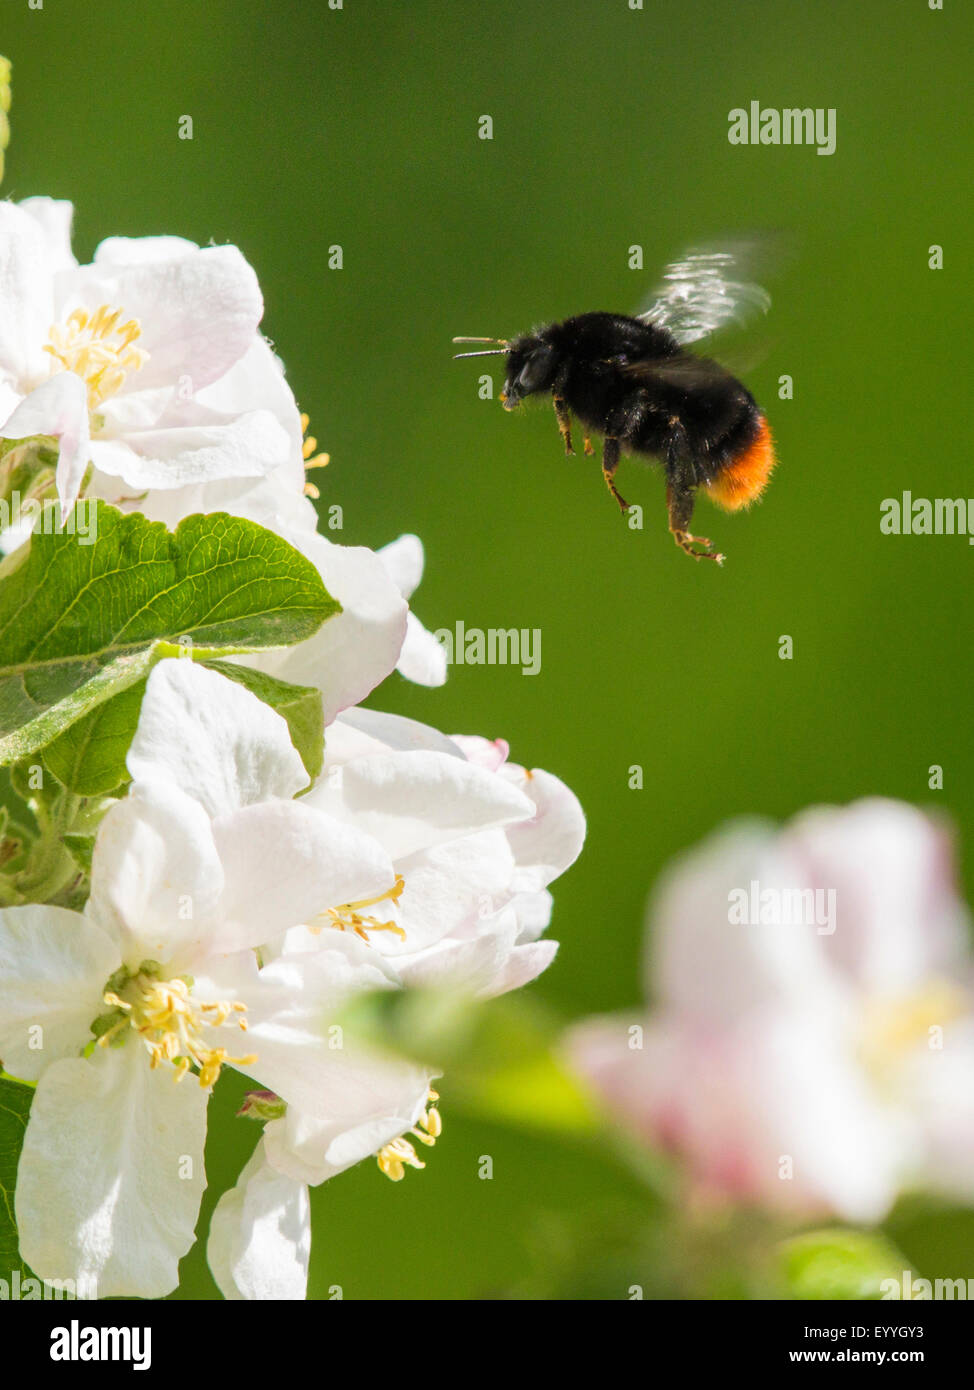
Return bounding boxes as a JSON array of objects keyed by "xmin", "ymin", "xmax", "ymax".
[{"xmin": 517, "ymin": 345, "xmax": 556, "ymax": 395}]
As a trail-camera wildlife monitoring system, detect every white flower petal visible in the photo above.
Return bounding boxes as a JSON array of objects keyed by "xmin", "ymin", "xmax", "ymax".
[
  {"xmin": 93, "ymin": 234, "xmax": 200, "ymax": 266},
  {"xmin": 254, "ymin": 531, "xmax": 407, "ymax": 725},
  {"xmin": 231, "ymin": 938, "xmax": 405, "ymax": 1120},
  {"xmin": 304, "ymin": 749, "xmax": 535, "ymax": 861},
  {"xmin": 88, "ymin": 409, "xmax": 289, "ymax": 490},
  {"xmin": 212, "ymin": 800, "xmax": 396, "ymax": 951},
  {"xmin": 207, "ymin": 1139, "xmax": 310, "ymax": 1301},
  {"xmin": 63, "ymin": 243, "xmax": 262, "ymax": 394},
  {"xmin": 16, "ymin": 1045, "xmax": 208, "ymax": 1299},
  {"xmin": 0, "ymin": 201, "xmax": 55, "ymax": 384},
  {"xmin": 503, "ymin": 766, "xmax": 586, "ymax": 890},
  {"xmin": 263, "ymin": 1077, "xmax": 432, "ymax": 1185},
  {"xmin": 0, "ymin": 905, "xmax": 118, "ymax": 1081},
  {"xmin": 396, "ymin": 611, "xmax": 448, "ymax": 686},
  {"xmin": 87, "ymin": 781, "xmax": 225, "ymax": 968},
  {"xmin": 0, "ymin": 372, "xmax": 91, "ymax": 516},
  {"xmin": 196, "ymin": 337, "xmax": 305, "ymax": 492},
  {"xmin": 377, "ymin": 533, "xmax": 424, "ymax": 600},
  {"xmin": 334, "ymin": 706, "xmax": 464, "ymax": 760},
  {"xmin": 18, "ymin": 197, "xmax": 77, "ymax": 274},
  {"xmin": 127, "ymin": 660, "xmax": 308, "ymax": 819}
]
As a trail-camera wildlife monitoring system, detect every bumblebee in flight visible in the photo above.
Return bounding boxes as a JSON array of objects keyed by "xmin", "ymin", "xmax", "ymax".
[{"xmin": 454, "ymin": 248, "xmax": 776, "ymax": 564}]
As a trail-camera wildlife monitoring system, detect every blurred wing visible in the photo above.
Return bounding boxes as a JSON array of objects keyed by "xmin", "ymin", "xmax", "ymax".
[
  {"xmin": 638, "ymin": 243, "xmax": 772, "ymax": 345},
  {"xmin": 618, "ymin": 355, "xmax": 734, "ymax": 390}
]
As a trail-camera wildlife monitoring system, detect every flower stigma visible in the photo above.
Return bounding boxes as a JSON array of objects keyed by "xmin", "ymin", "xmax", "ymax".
[
  {"xmin": 376, "ymin": 1089, "xmax": 442, "ymax": 1181},
  {"xmin": 91, "ymin": 960, "xmax": 256, "ymax": 1087},
  {"xmin": 45, "ymin": 304, "xmax": 148, "ymax": 410}
]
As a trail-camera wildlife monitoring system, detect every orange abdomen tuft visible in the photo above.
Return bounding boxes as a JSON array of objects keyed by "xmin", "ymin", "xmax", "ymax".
[{"xmin": 705, "ymin": 415, "xmax": 776, "ymax": 512}]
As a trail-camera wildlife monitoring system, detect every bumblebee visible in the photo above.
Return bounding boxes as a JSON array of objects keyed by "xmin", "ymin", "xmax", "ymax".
[{"xmin": 454, "ymin": 249, "xmax": 776, "ymax": 563}]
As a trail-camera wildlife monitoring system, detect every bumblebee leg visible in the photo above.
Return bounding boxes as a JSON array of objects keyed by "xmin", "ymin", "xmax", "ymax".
[
  {"xmin": 552, "ymin": 394, "xmax": 575, "ymax": 456},
  {"xmin": 666, "ymin": 483, "xmax": 725, "ymax": 565},
  {"xmin": 583, "ymin": 435, "xmax": 594, "ymax": 456},
  {"xmin": 602, "ymin": 436, "xmax": 630, "ymax": 512}
]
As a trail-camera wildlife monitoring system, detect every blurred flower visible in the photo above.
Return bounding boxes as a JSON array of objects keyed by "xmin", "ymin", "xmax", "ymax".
[
  {"xmin": 0, "ymin": 199, "xmax": 296, "ymax": 515},
  {"xmin": 568, "ymin": 799, "xmax": 974, "ymax": 1224}
]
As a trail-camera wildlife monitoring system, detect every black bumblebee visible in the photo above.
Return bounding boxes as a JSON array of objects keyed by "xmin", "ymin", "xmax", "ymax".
[{"xmin": 454, "ymin": 249, "xmax": 776, "ymax": 564}]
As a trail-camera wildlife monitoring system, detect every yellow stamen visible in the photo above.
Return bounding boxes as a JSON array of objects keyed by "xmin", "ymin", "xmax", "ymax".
[
  {"xmin": 44, "ymin": 303, "xmax": 148, "ymax": 410},
  {"xmin": 300, "ymin": 411, "xmax": 330, "ymax": 496},
  {"xmin": 96, "ymin": 967, "xmax": 255, "ymax": 1088},
  {"xmin": 311, "ymin": 875, "xmax": 407, "ymax": 944},
  {"xmin": 376, "ymin": 1089, "xmax": 442, "ymax": 1182}
]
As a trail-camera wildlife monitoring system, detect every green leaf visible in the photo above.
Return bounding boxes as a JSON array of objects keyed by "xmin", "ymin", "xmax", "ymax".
[
  {"xmin": 42, "ymin": 679, "xmax": 146, "ymax": 797},
  {"xmin": 779, "ymin": 1228, "xmax": 911, "ymax": 1301},
  {"xmin": 0, "ymin": 503, "xmax": 340, "ymax": 766},
  {"xmin": 203, "ymin": 662, "xmax": 325, "ymax": 782},
  {"xmin": 0, "ymin": 1074, "xmax": 33, "ymax": 1282}
]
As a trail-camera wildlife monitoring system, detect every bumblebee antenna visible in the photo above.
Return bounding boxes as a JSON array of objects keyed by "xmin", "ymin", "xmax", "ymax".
[
  {"xmin": 452, "ymin": 336, "xmax": 509, "ymax": 345},
  {"xmin": 453, "ymin": 348, "xmax": 509, "ymax": 359}
]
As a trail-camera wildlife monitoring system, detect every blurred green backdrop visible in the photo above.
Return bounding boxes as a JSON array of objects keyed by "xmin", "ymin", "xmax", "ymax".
[{"xmin": 4, "ymin": 0, "xmax": 972, "ymax": 1298}]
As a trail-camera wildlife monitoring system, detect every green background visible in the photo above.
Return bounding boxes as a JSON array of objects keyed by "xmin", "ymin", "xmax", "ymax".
[{"xmin": 4, "ymin": 0, "xmax": 972, "ymax": 1298}]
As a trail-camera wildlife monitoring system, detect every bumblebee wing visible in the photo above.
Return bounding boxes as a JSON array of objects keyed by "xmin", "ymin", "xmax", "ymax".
[
  {"xmin": 637, "ymin": 241, "xmax": 772, "ymax": 346},
  {"xmin": 618, "ymin": 354, "xmax": 735, "ymax": 390}
]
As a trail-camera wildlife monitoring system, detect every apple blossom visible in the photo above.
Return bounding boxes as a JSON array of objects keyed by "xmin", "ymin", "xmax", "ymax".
[
  {"xmin": 567, "ymin": 799, "xmax": 974, "ymax": 1225},
  {"xmin": 0, "ymin": 665, "xmax": 435, "ymax": 1297},
  {"xmin": 0, "ymin": 199, "xmax": 298, "ymax": 517}
]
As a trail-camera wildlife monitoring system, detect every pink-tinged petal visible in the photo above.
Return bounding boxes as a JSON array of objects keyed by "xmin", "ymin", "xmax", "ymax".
[
  {"xmin": 568, "ymin": 1009, "xmax": 905, "ymax": 1223},
  {"xmin": 212, "ymin": 800, "xmax": 396, "ymax": 951},
  {"xmin": 0, "ymin": 201, "xmax": 56, "ymax": 384},
  {"xmin": 0, "ymin": 372, "xmax": 91, "ymax": 516},
  {"xmin": 16, "ymin": 1044, "xmax": 208, "ymax": 1299},
  {"xmin": 88, "ymin": 409, "xmax": 289, "ymax": 490},
  {"xmin": 783, "ymin": 798, "xmax": 971, "ymax": 995},
  {"xmin": 207, "ymin": 1139, "xmax": 310, "ymax": 1300},
  {"xmin": 252, "ymin": 531, "xmax": 407, "ymax": 725},
  {"xmin": 63, "ymin": 243, "xmax": 262, "ymax": 393},
  {"xmin": 127, "ymin": 660, "xmax": 308, "ymax": 819},
  {"xmin": 304, "ymin": 749, "xmax": 535, "ymax": 861},
  {"xmin": 451, "ymin": 735, "xmax": 510, "ymax": 772},
  {"xmin": 396, "ymin": 906, "xmax": 525, "ymax": 997},
  {"xmin": 87, "ymin": 781, "xmax": 225, "ymax": 969},
  {"xmin": 334, "ymin": 707, "xmax": 465, "ymax": 760},
  {"xmin": 0, "ymin": 905, "xmax": 118, "ymax": 1081},
  {"xmin": 648, "ymin": 820, "xmax": 841, "ymax": 1023},
  {"xmin": 502, "ymin": 766, "xmax": 586, "ymax": 890}
]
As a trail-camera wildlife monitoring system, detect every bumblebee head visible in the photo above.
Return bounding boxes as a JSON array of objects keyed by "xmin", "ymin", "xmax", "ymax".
[
  {"xmin": 451, "ymin": 333, "xmax": 558, "ymax": 409},
  {"xmin": 500, "ymin": 337, "xmax": 558, "ymax": 410}
]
